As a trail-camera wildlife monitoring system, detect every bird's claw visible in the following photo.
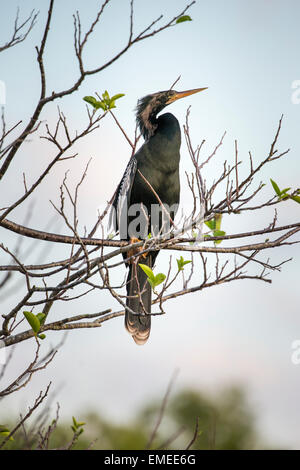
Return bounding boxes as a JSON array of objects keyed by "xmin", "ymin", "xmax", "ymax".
[{"xmin": 127, "ymin": 237, "xmax": 148, "ymax": 262}]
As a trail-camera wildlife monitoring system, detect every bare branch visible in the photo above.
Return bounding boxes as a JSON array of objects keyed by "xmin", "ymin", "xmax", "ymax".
[
  {"xmin": 0, "ymin": 8, "xmax": 38, "ymax": 53},
  {"xmin": 0, "ymin": 383, "xmax": 51, "ymax": 449},
  {"xmin": 146, "ymin": 369, "xmax": 179, "ymax": 449}
]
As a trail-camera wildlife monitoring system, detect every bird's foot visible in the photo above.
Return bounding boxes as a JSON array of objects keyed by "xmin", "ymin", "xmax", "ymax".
[{"xmin": 127, "ymin": 237, "xmax": 148, "ymax": 262}]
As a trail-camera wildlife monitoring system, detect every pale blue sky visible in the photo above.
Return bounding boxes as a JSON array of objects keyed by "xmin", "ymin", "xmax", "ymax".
[{"xmin": 1, "ymin": 0, "xmax": 300, "ymax": 448}]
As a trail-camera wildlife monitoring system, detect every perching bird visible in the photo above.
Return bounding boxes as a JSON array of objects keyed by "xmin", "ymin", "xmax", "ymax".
[{"xmin": 111, "ymin": 87, "xmax": 207, "ymax": 345}]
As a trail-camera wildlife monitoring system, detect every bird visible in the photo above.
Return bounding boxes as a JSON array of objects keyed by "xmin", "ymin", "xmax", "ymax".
[{"xmin": 110, "ymin": 87, "xmax": 207, "ymax": 345}]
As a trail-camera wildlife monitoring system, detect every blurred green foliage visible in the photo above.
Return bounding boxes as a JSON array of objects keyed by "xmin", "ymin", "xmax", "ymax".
[{"xmin": 1, "ymin": 386, "xmax": 266, "ymax": 450}]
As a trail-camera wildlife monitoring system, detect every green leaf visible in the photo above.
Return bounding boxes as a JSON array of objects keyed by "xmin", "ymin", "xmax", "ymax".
[
  {"xmin": 139, "ymin": 264, "xmax": 166, "ymax": 290},
  {"xmin": 280, "ymin": 187, "xmax": 291, "ymax": 194},
  {"xmin": 0, "ymin": 426, "xmax": 10, "ymax": 433},
  {"xmin": 270, "ymin": 178, "xmax": 281, "ymax": 196},
  {"xmin": 0, "ymin": 431, "xmax": 13, "ymax": 440},
  {"xmin": 138, "ymin": 263, "xmax": 155, "ymax": 281},
  {"xmin": 204, "ymin": 219, "xmax": 216, "ymax": 230},
  {"xmin": 36, "ymin": 313, "xmax": 46, "ymax": 325},
  {"xmin": 72, "ymin": 416, "xmax": 78, "ymax": 429},
  {"xmin": 23, "ymin": 311, "xmax": 40, "ymax": 334},
  {"xmin": 38, "ymin": 334, "xmax": 46, "ymax": 340},
  {"xmin": 110, "ymin": 93, "xmax": 125, "ymax": 102},
  {"xmin": 153, "ymin": 273, "xmax": 166, "ymax": 287},
  {"xmin": 83, "ymin": 95, "xmax": 97, "ymax": 106},
  {"xmin": 84, "ymin": 91, "xmax": 125, "ymax": 111},
  {"xmin": 205, "ymin": 215, "xmax": 222, "ymax": 231},
  {"xmin": 213, "ymin": 230, "xmax": 226, "ymax": 237},
  {"xmin": 98, "ymin": 101, "xmax": 107, "ymax": 111},
  {"xmin": 77, "ymin": 421, "xmax": 86, "ymax": 427},
  {"xmin": 71, "ymin": 416, "xmax": 85, "ymax": 435},
  {"xmin": 213, "ymin": 230, "xmax": 226, "ymax": 244},
  {"xmin": 290, "ymin": 195, "xmax": 300, "ymax": 204},
  {"xmin": 214, "ymin": 213, "xmax": 222, "ymax": 230},
  {"xmin": 83, "ymin": 96, "xmax": 106, "ymax": 110},
  {"xmin": 279, "ymin": 193, "xmax": 290, "ymax": 201},
  {"xmin": 83, "ymin": 96, "xmax": 101, "ymax": 109},
  {"xmin": 148, "ymin": 273, "xmax": 166, "ymax": 290},
  {"xmin": 0, "ymin": 426, "xmax": 13, "ymax": 441},
  {"xmin": 176, "ymin": 15, "xmax": 192, "ymax": 23},
  {"xmin": 177, "ymin": 256, "xmax": 192, "ymax": 271}
]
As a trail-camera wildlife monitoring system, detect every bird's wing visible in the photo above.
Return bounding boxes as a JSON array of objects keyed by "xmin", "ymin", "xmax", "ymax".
[{"xmin": 108, "ymin": 156, "xmax": 138, "ymax": 235}]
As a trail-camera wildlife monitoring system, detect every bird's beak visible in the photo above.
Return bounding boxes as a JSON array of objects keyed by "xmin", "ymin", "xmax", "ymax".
[{"xmin": 167, "ymin": 87, "xmax": 208, "ymax": 104}]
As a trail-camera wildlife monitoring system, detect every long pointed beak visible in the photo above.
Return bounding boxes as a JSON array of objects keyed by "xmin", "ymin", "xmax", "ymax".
[{"xmin": 167, "ymin": 87, "xmax": 208, "ymax": 104}]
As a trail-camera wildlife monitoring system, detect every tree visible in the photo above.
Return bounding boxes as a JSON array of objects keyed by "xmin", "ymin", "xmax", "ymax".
[
  {"xmin": 0, "ymin": 0, "xmax": 299, "ymax": 447},
  {"xmin": 1, "ymin": 385, "xmax": 265, "ymax": 450}
]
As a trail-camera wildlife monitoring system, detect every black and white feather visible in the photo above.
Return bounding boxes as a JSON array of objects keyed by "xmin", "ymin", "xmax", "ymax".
[{"xmin": 108, "ymin": 155, "xmax": 137, "ymax": 235}]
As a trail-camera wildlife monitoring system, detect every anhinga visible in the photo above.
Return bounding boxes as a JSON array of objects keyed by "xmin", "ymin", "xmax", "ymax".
[{"xmin": 111, "ymin": 87, "xmax": 207, "ymax": 345}]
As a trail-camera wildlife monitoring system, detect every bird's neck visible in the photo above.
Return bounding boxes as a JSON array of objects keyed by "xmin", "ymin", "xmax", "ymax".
[
  {"xmin": 147, "ymin": 113, "xmax": 181, "ymax": 171},
  {"xmin": 137, "ymin": 105, "xmax": 158, "ymax": 140}
]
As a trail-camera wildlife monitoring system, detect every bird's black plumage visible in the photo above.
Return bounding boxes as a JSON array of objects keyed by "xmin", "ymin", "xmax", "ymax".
[{"xmin": 110, "ymin": 87, "xmax": 207, "ymax": 344}]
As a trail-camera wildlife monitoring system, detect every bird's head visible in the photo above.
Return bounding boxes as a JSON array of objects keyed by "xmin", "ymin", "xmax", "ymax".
[{"xmin": 136, "ymin": 87, "xmax": 208, "ymax": 140}]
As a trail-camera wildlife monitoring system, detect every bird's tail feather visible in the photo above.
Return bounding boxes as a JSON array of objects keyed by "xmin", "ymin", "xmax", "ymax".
[{"xmin": 125, "ymin": 255, "xmax": 152, "ymax": 345}]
